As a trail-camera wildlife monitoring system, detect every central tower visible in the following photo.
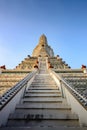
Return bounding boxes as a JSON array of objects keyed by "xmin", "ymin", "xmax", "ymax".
[{"xmin": 32, "ymin": 34, "xmax": 54, "ymax": 57}]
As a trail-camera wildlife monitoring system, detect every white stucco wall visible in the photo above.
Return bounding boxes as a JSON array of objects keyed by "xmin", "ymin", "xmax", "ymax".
[
  {"xmin": 50, "ymin": 71, "xmax": 87, "ymax": 126},
  {"xmin": 0, "ymin": 85, "xmax": 25, "ymax": 126}
]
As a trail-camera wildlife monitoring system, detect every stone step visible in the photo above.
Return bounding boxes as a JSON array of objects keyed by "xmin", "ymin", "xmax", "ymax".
[
  {"xmin": 31, "ymin": 83, "xmax": 55, "ymax": 85},
  {"xmin": 6, "ymin": 119, "xmax": 80, "ymax": 127},
  {"xmin": 32, "ymin": 79, "xmax": 55, "ymax": 81},
  {"xmin": 15, "ymin": 108, "xmax": 71, "ymax": 115},
  {"xmin": 34, "ymin": 75, "xmax": 52, "ymax": 77},
  {"xmin": 34, "ymin": 76, "xmax": 53, "ymax": 78},
  {"xmin": 16, "ymin": 104, "xmax": 71, "ymax": 109},
  {"xmin": 34, "ymin": 73, "xmax": 50, "ymax": 75},
  {"xmin": 29, "ymin": 87, "xmax": 58, "ymax": 90},
  {"xmin": 22, "ymin": 101, "xmax": 63, "ymax": 104},
  {"xmin": 33, "ymin": 78, "xmax": 54, "ymax": 80},
  {"xmin": 31, "ymin": 82, "xmax": 56, "ymax": 85},
  {"xmin": 33, "ymin": 77, "xmax": 53, "ymax": 79},
  {"xmin": 29, "ymin": 86, "xmax": 58, "ymax": 89},
  {"xmin": 28, "ymin": 87, "xmax": 58, "ymax": 90},
  {"xmin": 26, "ymin": 90, "xmax": 61, "ymax": 94},
  {"xmin": 1, "ymin": 126, "xmax": 87, "ymax": 130},
  {"xmin": 30, "ymin": 85, "xmax": 57, "ymax": 87},
  {"xmin": 30, "ymin": 84, "xmax": 58, "ymax": 88},
  {"xmin": 8, "ymin": 112, "xmax": 78, "ymax": 120},
  {"xmin": 33, "ymin": 79, "xmax": 54, "ymax": 82},
  {"xmin": 33, "ymin": 77, "xmax": 54, "ymax": 80},
  {"xmin": 21, "ymin": 101, "xmax": 62, "ymax": 106},
  {"xmin": 34, "ymin": 77, "xmax": 52, "ymax": 79},
  {"xmin": 34, "ymin": 75, "xmax": 53, "ymax": 78},
  {"xmin": 26, "ymin": 89, "xmax": 60, "ymax": 93},
  {"xmin": 35, "ymin": 74, "xmax": 50, "ymax": 76},
  {"xmin": 21, "ymin": 97, "xmax": 63, "ymax": 103},
  {"xmin": 24, "ymin": 93, "xmax": 62, "ymax": 97},
  {"xmin": 32, "ymin": 80, "xmax": 55, "ymax": 82}
]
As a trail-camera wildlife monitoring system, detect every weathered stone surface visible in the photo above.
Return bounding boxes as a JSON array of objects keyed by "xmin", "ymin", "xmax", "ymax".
[{"xmin": 0, "ymin": 72, "xmax": 27, "ymax": 97}]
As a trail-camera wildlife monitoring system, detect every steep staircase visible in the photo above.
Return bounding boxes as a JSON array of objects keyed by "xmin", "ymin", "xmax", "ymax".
[{"xmin": 1, "ymin": 58, "xmax": 86, "ymax": 130}]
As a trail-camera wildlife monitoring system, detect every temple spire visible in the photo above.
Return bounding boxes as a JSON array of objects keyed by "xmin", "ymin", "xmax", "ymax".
[
  {"xmin": 39, "ymin": 34, "xmax": 48, "ymax": 45},
  {"xmin": 32, "ymin": 34, "xmax": 54, "ymax": 57}
]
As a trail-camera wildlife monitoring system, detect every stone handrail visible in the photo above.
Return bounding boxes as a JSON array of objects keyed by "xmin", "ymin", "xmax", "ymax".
[
  {"xmin": 0, "ymin": 69, "xmax": 38, "ymax": 110},
  {"xmin": 49, "ymin": 69, "xmax": 87, "ymax": 108}
]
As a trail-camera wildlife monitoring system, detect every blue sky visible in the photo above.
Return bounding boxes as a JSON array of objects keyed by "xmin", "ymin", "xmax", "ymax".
[{"xmin": 0, "ymin": 0, "xmax": 87, "ymax": 69}]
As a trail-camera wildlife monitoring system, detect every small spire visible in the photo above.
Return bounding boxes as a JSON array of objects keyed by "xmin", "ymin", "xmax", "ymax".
[
  {"xmin": 32, "ymin": 35, "xmax": 54, "ymax": 57},
  {"xmin": 39, "ymin": 34, "xmax": 47, "ymax": 45}
]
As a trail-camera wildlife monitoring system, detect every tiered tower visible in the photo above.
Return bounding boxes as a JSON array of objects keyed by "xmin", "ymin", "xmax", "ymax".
[
  {"xmin": 0, "ymin": 35, "xmax": 87, "ymax": 130},
  {"xmin": 15, "ymin": 34, "xmax": 70, "ymax": 71},
  {"xmin": 32, "ymin": 34, "xmax": 54, "ymax": 57}
]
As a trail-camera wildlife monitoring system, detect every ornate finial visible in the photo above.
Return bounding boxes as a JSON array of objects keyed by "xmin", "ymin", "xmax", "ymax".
[
  {"xmin": 32, "ymin": 35, "xmax": 54, "ymax": 57},
  {"xmin": 39, "ymin": 34, "xmax": 47, "ymax": 45}
]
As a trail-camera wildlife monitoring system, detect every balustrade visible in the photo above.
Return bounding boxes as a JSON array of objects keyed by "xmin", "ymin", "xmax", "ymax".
[
  {"xmin": 0, "ymin": 69, "xmax": 38, "ymax": 110},
  {"xmin": 49, "ymin": 70, "xmax": 87, "ymax": 107}
]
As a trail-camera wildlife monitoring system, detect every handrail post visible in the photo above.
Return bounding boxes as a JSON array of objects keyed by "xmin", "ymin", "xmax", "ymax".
[{"xmin": 60, "ymin": 80, "xmax": 64, "ymax": 98}]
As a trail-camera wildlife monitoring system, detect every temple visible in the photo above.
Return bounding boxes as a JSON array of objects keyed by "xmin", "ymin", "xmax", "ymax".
[
  {"xmin": 32, "ymin": 34, "xmax": 54, "ymax": 57},
  {"xmin": 0, "ymin": 35, "xmax": 87, "ymax": 130}
]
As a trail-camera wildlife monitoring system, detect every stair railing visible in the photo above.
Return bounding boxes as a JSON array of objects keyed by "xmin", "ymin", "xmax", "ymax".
[
  {"xmin": 0, "ymin": 69, "xmax": 38, "ymax": 126},
  {"xmin": 49, "ymin": 69, "xmax": 87, "ymax": 126},
  {"xmin": 49, "ymin": 69, "xmax": 87, "ymax": 107},
  {"xmin": 0, "ymin": 69, "xmax": 38, "ymax": 110}
]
